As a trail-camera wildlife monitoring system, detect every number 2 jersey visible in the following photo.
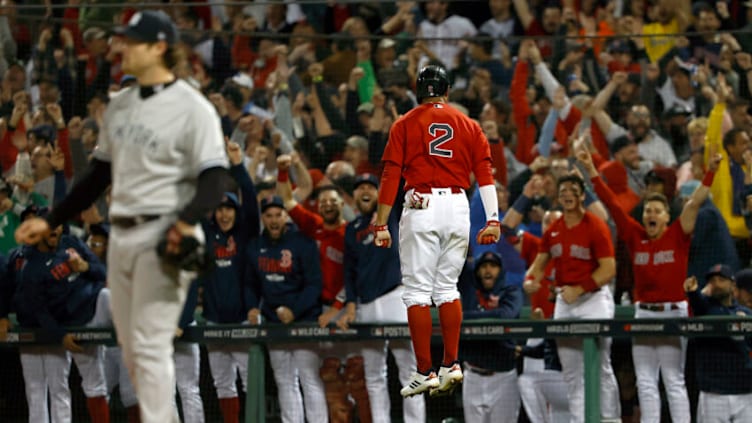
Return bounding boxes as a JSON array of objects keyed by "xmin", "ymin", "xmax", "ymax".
[{"xmin": 378, "ymin": 102, "xmax": 494, "ymax": 205}]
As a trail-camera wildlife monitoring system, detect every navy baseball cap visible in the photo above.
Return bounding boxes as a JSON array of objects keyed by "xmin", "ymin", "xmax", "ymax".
[
  {"xmin": 260, "ymin": 195, "xmax": 285, "ymax": 212},
  {"xmin": 115, "ymin": 10, "xmax": 179, "ymax": 46},
  {"xmin": 353, "ymin": 173, "xmax": 379, "ymax": 189},
  {"xmin": 475, "ymin": 251, "xmax": 502, "ymax": 269},
  {"xmin": 735, "ymin": 269, "xmax": 752, "ymax": 292},
  {"xmin": 21, "ymin": 205, "xmax": 49, "ymax": 221},
  {"xmin": 705, "ymin": 264, "xmax": 735, "ymax": 281},
  {"xmin": 219, "ymin": 192, "xmax": 240, "ymax": 209}
]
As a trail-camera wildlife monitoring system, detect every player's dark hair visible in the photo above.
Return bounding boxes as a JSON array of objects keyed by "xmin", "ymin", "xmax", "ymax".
[
  {"xmin": 556, "ymin": 174, "xmax": 585, "ymax": 194},
  {"xmin": 723, "ymin": 128, "xmax": 747, "ymax": 152},
  {"xmin": 644, "ymin": 192, "xmax": 669, "ymax": 211},
  {"xmin": 162, "ymin": 45, "xmax": 185, "ymax": 71}
]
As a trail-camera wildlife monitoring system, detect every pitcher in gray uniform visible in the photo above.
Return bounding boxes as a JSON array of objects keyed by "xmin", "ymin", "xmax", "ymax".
[{"xmin": 15, "ymin": 10, "xmax": 229, "ymax": 423}]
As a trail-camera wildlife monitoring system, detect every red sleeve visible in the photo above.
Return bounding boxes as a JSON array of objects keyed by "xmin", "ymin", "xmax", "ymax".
[
  {"xmin": 591, "ymin": 176, "xmax": 643, "ymax": 247},
  {"xmin": 590, "ymin": 122, "xmax": 610, "ymax": 159},
  {"xmin": 539, "ymin": 223, "xmax": 553, "ymax": 255},
  {"xmin": 0, "ymin": 128, "xmax": 18, "ymax": 173},
  {"xmin": 489, "ymin": 140, "xmax": 507, "ymax": 186},
  {"xmin": 510, "ymin": 62, "xmax": 536, "ymax": 164},
  {"xmin": 288, "ymin": 204, "xmax": 323, "ymax": 239},
  {"xmin": 591, "ymin": 152, "xmax": 607, "ymax": 169},
  {"xmin": 471, "ymin": 124, "xmax": 494, "ymax": 187},
  {"xmin": 554, "ymin": 122, "xmax": 569, "ymax": 157},
  {"xmin": 588, "ymin": 213, "xmax": 615, "ymax": 259},
  {"xmin": 56, "ymin": 128, "xmax": 73, "ymax": 179},
  {"xmin": 561, "ymin": 105, "xmax": 581, "ymax": 136},
  {"xmin": 520, "ymin": 231, "xmax": 541, "ymax": 265},
  {"xmin": 377, "ymin": 162, "xmax": 402, "ymax": 206},
  {"xmin": 231, "ymin": 35, "xmax": 255, "ymax": 70}
]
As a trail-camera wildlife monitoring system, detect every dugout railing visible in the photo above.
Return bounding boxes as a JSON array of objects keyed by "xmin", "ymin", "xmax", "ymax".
[{"xmin": 2, "ymin": 311, "xmax": 752, "ymax": 423}]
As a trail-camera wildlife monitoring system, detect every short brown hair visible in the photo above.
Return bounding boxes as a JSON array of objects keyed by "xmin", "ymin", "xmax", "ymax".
[{"xmin": 644, "ymin": 192, "xmax": 669, "ymax": 211}]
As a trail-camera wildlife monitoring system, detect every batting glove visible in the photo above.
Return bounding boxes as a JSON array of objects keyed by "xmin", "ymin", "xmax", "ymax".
[
  {"xmin": 476, "ymin": 220, "xmax": 501, "ymax": 245},
  {"xmin": 371, "ymin": 224, "xmax": 392, "ymax": 248}
]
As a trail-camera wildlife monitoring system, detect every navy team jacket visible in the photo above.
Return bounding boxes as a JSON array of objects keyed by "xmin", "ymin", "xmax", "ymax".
[
  {"xmin": 688, "ymin": 290, "xmax": 752, "ymax": 395},
  {"xmin": 246, "ymin": 227, "xmax": 322, "ymax": 323},
  {"xmin": 18, "ymin": 235, "xmax": 106, "ymax": 341},
  {"xmin": 343, "ymin": 196, "xmax": 402, "ymax": 305},
  {"xmin": 459, "ymin": 259, "xmax": 522, "ymax": 372},
  {"xmin": 194, "ymin": 163, "xmax": 259, "ymax": 324}
]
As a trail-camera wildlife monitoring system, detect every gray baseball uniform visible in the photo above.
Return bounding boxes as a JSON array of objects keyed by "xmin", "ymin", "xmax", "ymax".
[{"xmin": 92, "ymin": 79, "xmax": 228, "ymax": 423}]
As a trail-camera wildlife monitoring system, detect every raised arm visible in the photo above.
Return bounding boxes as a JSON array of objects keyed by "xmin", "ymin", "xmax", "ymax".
[
  {"xmin": 512, "ymin": 0, "xmax": 535, "ymax": 29},
  {"xmin": 503, "ymin": 175, "xmax": 543, "ymax": 230},
  {"xmin": 275, "ymin": 154, "xmax": 298, "ymax": 210},
  {"xmin": 589, "ymin": 72, "xmax": 628, "ymax": 137},
  {"xmin": 680, "ymin": 151, "xmax": 722, "ymax": 234}
]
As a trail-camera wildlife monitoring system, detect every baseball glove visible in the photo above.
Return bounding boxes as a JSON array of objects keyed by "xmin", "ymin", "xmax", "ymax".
[{"xmin": 156, "ymin": 226, "xmax": 212, "ymax": 272}]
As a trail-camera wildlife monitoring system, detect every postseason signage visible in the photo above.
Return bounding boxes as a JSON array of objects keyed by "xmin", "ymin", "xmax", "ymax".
[{"xmin": 1, "ymin": 317, "xmax": 751, "ymax": 345}]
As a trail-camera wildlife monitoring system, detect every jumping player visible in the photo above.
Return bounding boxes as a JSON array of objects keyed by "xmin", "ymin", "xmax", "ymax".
[{"xmin": 373, "ymin": 65, "xmax": 501, "ymax": 397}]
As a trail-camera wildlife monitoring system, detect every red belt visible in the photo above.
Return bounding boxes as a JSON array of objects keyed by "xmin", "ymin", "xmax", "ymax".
[{"xmin": 413, "ymin": 187, "xmax": 463, "ymax": 194}]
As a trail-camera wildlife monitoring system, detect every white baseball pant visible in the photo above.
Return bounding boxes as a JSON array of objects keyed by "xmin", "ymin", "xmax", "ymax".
[
  {"xmin": 104, "ymin": 346, "xmax": 138, "ymax": 407},
  {"xmin": 268, "ymin": 342, "xmax": 327, "ymax": 423},
  {"xmin": 553, "ymin": 287, "xmax": 621, "ymax": 422},
  {"xmin": 357, "ymin": 285, "xmax": 426, "ymax": 423},
  {"xmin": 462, "ymin": 367, "xmax": 520, "ymax": 423},
  {"xmin": 107, "ymin": 217, "xmax": 199, "ymax": 423},
  {"xmin": 174, "ymin": 341, "xmax": 205, "ymax": 423},
  {"xmin": 71, "ymin": 288, "xmax": 112, "ymax": 399},
  {"xmin": 206, "ymin": 343, "xmax": 248, "ymax": 398},
  {"xmin": 20, "ymin": 345, "xmax": 71, "ymax": 423},
  {"xmin": 632, "ymin": 302, "xmax": 690, "ymax": 423},
  {"xmin": 697, "ymin": 391, "xmax": 752, "ymax": 422},
  {"xmin": 519, "ymin": 337, "xmax": 569, "ymax": 423},
  {"xmin": 399, "ymin": 188, "xmax": 469, "ymax": 308},
  {"xmin": 518, "ymin": 368, "xmax": 571, "ymax": 423}
]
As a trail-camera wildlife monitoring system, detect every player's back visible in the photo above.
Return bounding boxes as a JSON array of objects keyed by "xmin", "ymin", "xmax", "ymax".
[{"xmin": 384, "ymin": 102, "xmax": 488, "ymax": 191}]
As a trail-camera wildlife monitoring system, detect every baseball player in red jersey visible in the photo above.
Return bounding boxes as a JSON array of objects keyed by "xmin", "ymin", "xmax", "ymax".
[
  {"xmin": 524, "ymin": 174, "xmax": 620, "ymax": 421},
  {"xmin": 578, "ymin": 144, "xmax": 722, "ymax": 423},
  {"xmin": 373, "ymin": 65, "xmax": 501, "ymax": 397}
]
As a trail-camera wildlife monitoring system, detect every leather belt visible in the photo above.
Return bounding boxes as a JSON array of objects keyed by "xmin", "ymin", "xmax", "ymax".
[
  {"xmin": 464, "ymin": 362, "xmax": 495, "ymax": 376},
  {"xmin": 111, "ymin": 215, "xmax": 161, "ymax": 229},
  {"xmin": 638, "ymin": 302, "xmax": 681, "ymax": 312},
  {"xmin": 413, "ymin": 187, "xmax": 463, "ymax": 194}
]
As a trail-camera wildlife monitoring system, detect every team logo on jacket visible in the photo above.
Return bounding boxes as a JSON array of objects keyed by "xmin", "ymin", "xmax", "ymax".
[
  {"xmin": 280, "ymin": 250, "xmax": 292, "ymax": 268},
  {"xmin": 215, "ymin": 236, "xmax": 237, "ymax": 260}
]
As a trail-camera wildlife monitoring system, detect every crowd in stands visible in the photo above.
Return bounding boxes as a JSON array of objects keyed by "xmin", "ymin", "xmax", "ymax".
[{"xmin": 0, "ymin": 0, "xmax": 751, "ymax": 421}]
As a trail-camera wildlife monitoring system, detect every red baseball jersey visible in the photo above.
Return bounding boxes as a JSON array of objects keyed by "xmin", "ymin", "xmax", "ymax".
[
  {"xmin": 592, "ymin": 177, "xmax": 691, "ymax": 303},
  {"xmin": 288, "ymin": 204, "xmax": 345, "ymax": 307},
  {"xmin": 378, "ymin": 102, "xmax": 494, "ymax": 205},
  {"xmin": 540, "ymin": 211, "xmax": 614, "ymax": 290},
  {"xmin": 521, "ymin": 232, "xmax": 555, "ymax": 318}
]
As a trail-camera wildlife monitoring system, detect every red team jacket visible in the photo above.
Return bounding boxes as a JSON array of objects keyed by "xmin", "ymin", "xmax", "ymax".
[
  {"xmin": 288, "ymin": 204, "xmax": 345, "ymax": 308},
  {"xmin": 593, "ymin": 176, "xmax": 690, "ymax": 303},
  {"xmin": 540, "ymin": 211, "xmax": 614, "ymax": 291},
  {"xmin": 378, "ymin": 102, "xmax": 495, "ymax": 205}
]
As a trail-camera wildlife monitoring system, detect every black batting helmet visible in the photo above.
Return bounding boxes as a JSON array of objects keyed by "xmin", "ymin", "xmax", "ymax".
[{"xmin": 416, "ymin": 65, "xmax": 450, "ymax": 102}]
